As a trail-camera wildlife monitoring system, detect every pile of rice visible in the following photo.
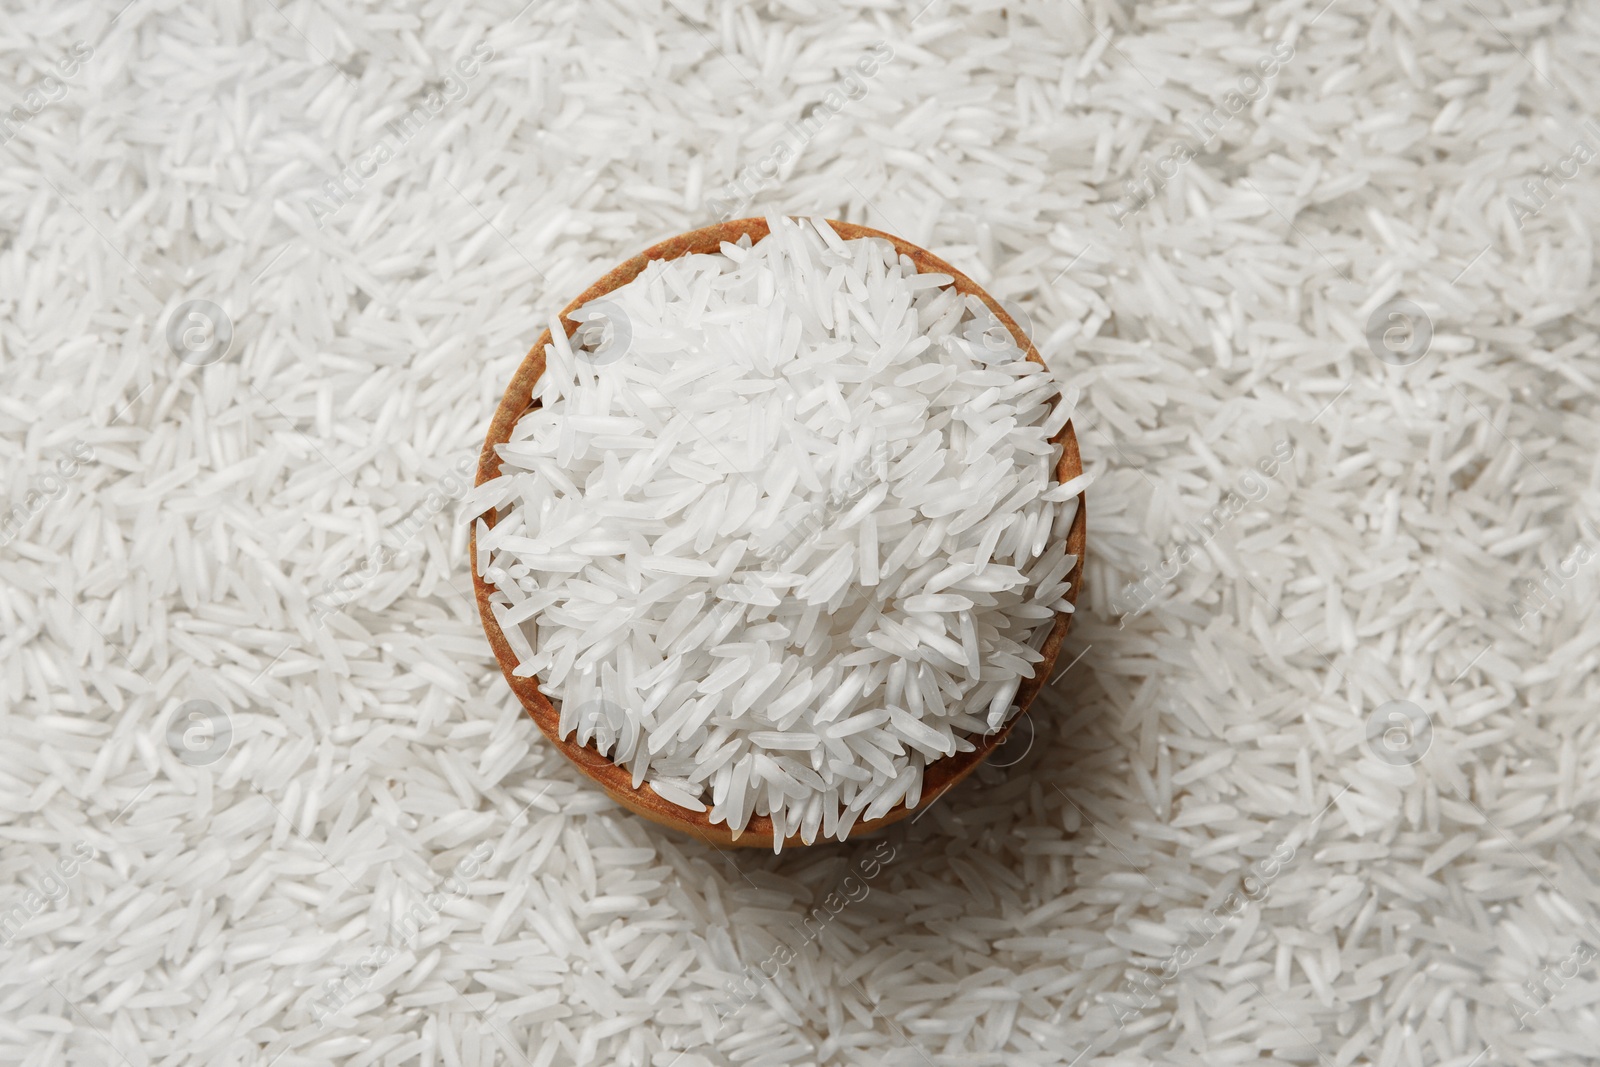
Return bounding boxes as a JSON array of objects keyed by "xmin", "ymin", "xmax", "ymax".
[
  {"xmin": 10, "ymin": 1, "xmax": 1600, "ymax": 1063},
  {"xmin": 472, "ymin": 216, "xmax": 1081, "ymax": 846}
]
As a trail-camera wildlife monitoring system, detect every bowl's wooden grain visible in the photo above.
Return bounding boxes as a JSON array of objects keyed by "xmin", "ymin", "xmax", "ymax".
[{"xmin": 472, "ymin": 217, "xmax": 1086, "ymax": 849}]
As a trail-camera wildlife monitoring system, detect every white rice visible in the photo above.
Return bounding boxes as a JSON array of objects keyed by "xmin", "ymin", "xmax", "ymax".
[
  {"xmin": 5, "ymin": 1, "xmax": 1596, "ymax": 1064},
  {"xmin": 474, "ymin": 215, "xmax": 1078, "ymax": 847}
]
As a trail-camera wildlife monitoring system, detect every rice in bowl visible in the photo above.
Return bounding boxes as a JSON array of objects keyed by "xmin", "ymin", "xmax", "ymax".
[{"xmin": 471, "ymin": 215, "xmax": 1083, "ymax": 849}]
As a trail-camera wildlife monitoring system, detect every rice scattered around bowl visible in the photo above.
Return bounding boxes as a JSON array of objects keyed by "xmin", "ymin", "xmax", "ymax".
[{"xmin": 471, "ymin": 216, "xmax": 1082, "ymax": 848}]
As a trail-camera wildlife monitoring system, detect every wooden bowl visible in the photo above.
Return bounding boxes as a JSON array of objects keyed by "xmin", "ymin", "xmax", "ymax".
[{"xmin": 472, "ymin": 217, "xmax": 1086, "ymax": 849}]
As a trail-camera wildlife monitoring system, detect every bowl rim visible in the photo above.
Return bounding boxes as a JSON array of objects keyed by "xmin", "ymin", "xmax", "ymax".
[{"xmin": 471, "ymin": 215, "xmax": 1086, "ymax": 848}]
